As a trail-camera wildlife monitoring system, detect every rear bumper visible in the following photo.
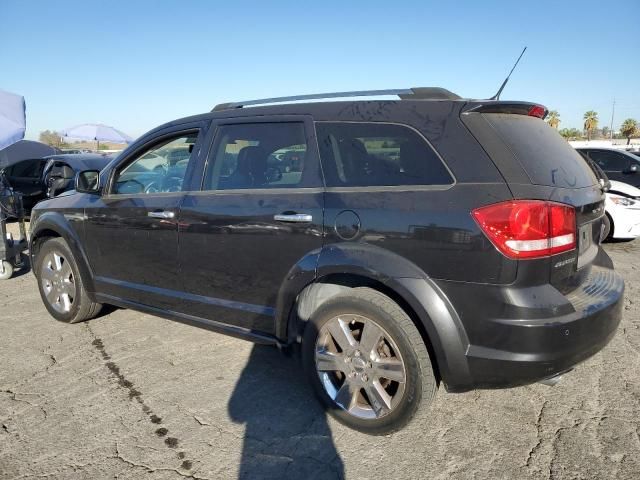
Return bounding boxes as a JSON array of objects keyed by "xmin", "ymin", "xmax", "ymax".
[{"xmin": 437, "ymin": 266, "xmax": 624, "ymax": 390}]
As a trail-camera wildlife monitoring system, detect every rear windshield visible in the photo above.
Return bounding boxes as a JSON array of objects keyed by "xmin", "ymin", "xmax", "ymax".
[{"xmin": 479, "ymin": 114, "xmax": 596, "ymax": 188}]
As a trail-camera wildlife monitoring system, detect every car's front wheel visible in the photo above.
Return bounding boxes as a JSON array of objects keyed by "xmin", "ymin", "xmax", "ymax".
[
  {"xmin": 35, "ymin": 237, "xmax": 102, "ymax": 323},
  {"xmin": 302, "ymin": 287, "xmax": 437, "ymax": 434}
]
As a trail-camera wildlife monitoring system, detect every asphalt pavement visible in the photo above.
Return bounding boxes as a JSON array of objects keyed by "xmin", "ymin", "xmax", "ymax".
[{"xmin": 1, "ymin": 232, "xmax": 639, "ymax": 479}]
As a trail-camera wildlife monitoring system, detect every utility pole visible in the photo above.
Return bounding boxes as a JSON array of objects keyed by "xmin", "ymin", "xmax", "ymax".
[{"xmin": 610, "ymin": 99, "xmax": 615, "ymax": 142}]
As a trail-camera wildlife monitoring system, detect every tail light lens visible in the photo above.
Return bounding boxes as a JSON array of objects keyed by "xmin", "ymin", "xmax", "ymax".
[
  {"xmin": 472, "ymin": 200, "xmax": 576, "ymax": 259},
  {"xmin": 528, "ymin": 105, "xmax": 547, "ymax": 118}
]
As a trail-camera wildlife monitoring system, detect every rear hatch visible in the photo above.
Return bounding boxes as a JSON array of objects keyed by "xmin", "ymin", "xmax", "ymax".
[{"xmin": 461, "ymin": 102, "xmax": 604, "ymax": 293}]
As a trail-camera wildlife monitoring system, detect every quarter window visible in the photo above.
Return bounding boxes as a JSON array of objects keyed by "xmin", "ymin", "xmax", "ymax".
[
  {"xmin": 113, "ymin": 133, "xmax": 199, "ymax": 194},
  {"xmin": 315, "ymin": 122, "xmax": 453, "ymax": 187},
  {"xmin": 205, "ymin": 123, "xmax": 309, "ymax": 190}
]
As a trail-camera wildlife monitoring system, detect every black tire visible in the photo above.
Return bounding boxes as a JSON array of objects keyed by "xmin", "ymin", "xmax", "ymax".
[
  {"xmin": 302, "ymin": 287, "xmax": 437, "ymax": 435},
  {"xmin": 35, "ymin": 237, "xmax": 102, "ymax": 323},
  {"xmin": 602, "ymin": 213, "xmax": 613, "ymax": 242}
]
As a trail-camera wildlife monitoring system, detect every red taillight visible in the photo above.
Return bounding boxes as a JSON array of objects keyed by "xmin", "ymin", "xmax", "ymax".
[
  {"xmin": 528, "ymin": 105, "xmax": 547, "ymax": 118},
  {"xmin": 472, "ymin": 200, "xmax": 576, "ymax": 259}
]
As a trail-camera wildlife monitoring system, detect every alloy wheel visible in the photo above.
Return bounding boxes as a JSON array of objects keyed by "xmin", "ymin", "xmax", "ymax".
[
  {"xmin": 315, "ymin": 314, "xmax": 406, "ymax": 419},
  {"xmin": 40, "ymin": 252, "xmax": 75, "ymax": 313}
]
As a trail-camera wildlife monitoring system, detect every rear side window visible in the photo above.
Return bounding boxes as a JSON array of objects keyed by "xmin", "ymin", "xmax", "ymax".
[
  {"xmin": 205, "ymin": 122, "xmax": 311, "ymax": 190},
  {"xmin": 587, "ymin": 150, "xmax": 630, "ymax": 172},
  {"xmin": 480, "ymin": 114, "xmax": 596, "ymax": 188},
  {"xmin": 315, "ymin": 122, "xmax": 453, "ymax": 187},
  {"xmin": 7, "ymin": 159, "xmax": 44, "ymax": 178}
]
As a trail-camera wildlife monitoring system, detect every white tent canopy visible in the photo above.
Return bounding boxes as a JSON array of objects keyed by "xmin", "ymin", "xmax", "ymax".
[
  {"xmin": 60, "ymin": 123, "xmax": 134, "ymax": 145},
  {"xmin": 0, "ymin": 88, "xmax": 26, "ymax": 151}
]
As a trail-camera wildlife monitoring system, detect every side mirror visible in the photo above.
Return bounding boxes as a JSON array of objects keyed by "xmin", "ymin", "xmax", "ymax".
[
  {"xmin": 75, "ymin": 170, "xmax": 101, "ymax": 194},
  {"xmin": 628, "ymin": 164, "xmax": 638, "ymax": 174}
]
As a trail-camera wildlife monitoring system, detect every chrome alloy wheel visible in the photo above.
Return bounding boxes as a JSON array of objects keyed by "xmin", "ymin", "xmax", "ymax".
[
  {"xmin": 315, "ymin": 314, "xmax": 406, "ymax": 419},
  {"xmin": 40, "ymin": 252, "xmax": 75, "ymax": 313}
]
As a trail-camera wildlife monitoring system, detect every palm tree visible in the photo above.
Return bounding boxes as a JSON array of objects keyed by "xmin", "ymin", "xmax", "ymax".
[
  {"xmin": 620, "ymin": 118, "xmax": 638, "ymax": 145},
  {"xmin": 583, "ymin": 111, "xmax": 599, "ymax": 141},
  {"xmin": 547, "ymin": 110, "xmax": 560, "ymax": 129}
]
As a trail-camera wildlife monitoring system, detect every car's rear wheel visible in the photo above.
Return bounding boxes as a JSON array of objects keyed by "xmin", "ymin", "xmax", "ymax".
[
  {"xmin": 302, "ymin": 287, "xmax": 437, "ymax": 434},
  {"xmin": 35, "ymin": 238, "xmax": 102, "ymax": 323}
]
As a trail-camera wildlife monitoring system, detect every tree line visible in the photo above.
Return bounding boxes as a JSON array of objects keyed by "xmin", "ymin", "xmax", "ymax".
[{"xmin": 546, "ymin": 111, "xmax": 638, "ymax": 144}]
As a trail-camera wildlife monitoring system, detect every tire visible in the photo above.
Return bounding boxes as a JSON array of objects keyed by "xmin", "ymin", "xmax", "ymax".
[
  {"xmin": 35, "ymin": 238, "xmax": 102, "ymax": 323},
  {"xmin": 0, "ymin": 261, "xmax": 13, "ymax": 280},
  {"xmin": 602, "ymin": 213, "xmax": 613, "ymax": 242},
  {"xmin": 302, "ymin": 287, "xmax": 437, "ymax": 435}
]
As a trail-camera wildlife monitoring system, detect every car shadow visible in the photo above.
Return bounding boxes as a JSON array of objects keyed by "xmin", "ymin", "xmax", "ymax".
[{"xmin": 228, "ymin": 344, "xmax": 345, "ymax": 480}]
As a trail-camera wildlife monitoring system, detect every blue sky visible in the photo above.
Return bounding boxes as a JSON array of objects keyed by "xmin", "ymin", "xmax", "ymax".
[{"xmin": 2, "ymin": 0, "xmax": 639, "ymax": 140}]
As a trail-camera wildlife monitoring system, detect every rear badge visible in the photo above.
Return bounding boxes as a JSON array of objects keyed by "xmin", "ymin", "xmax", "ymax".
[{"xmin": 554, "ymin": 257, "xmax": 576, "ymax": 268}]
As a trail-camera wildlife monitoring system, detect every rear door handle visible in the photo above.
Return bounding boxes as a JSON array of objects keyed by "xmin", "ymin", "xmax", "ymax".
[
  {"xmin": 148, "ymin": 210, "xmax": 175, "ymax": 219},
  {"xmin": 273, "ymin": 213, "xmax": 313, "ymax": 223}
]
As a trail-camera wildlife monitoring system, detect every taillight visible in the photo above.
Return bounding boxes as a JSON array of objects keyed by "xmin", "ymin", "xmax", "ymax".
[
  {"xmin": 528, "ymin": 105, "xmax": 547, "ymax": 118},
  {"xmin": 472, "ymin": 200, "xmax": 576, "ymax": 259}
]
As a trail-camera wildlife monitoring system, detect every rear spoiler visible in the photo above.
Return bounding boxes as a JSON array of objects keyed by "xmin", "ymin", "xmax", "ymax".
[{"xmin": 463, "ymin": 102, "xmax": 548, "ymax": 120}]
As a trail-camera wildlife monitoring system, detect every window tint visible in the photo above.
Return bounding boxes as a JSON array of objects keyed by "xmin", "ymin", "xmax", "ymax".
[
  {"xmin": 205, "ymin": 123, "xmax": 308, "ymax": 190},
  {"xmin": 7, "ymin": 159, "xmax": 44, "ymax": 178},
  {"xmin": 315, "ymin": 122, "xmax": 453, "ymax": 187},
  {"xmin": 588, "ymin": 150, "xmax": 631, "ymax": 172},
  {"xmin": 113, "ymin": 133, "xmax": 198, "ymax": 194},
  {"xmin": 479, "ymin": 114, "xmax": 595, "ymax": 188}
]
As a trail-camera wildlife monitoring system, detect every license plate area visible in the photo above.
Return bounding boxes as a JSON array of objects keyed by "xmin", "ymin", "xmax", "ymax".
[
  {"xmin": 579, "ymin": 223, "xmax": 592, "ymax": 254},
  {"xmin": 577, "ymin": 222, "xmax": 597, "ymax": 269}
]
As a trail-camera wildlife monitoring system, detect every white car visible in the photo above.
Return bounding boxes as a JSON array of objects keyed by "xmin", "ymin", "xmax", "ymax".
[{"xmin": 604, "ymin": 180, "xmax": 640, "ymax": 240}]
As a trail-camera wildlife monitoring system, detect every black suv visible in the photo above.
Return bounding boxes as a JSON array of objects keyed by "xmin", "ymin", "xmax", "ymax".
[{"xmin": 29, "ymin": 88, "xmax": 624, "ymax": 434}]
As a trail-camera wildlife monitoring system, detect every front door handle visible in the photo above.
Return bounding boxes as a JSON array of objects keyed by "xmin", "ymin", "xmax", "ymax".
[
  {"xmin": 273, "ymin": 213, "xmax": 313, "ymax": 223},
  {"xmin": 148, "ymin": 210, "xmax": 175, "ymax": 219}
]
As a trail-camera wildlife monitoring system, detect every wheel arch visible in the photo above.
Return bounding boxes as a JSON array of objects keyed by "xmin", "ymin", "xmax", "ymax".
[
  {"xmin": 30, "ymin": 213, "xmax": 96, "ymax": 294},
  {"xmin": 275, "ymin": 243, "xmax": 474, "ymax": 391}
]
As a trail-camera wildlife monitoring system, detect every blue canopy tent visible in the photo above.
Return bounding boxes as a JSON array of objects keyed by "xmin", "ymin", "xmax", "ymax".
[{"xmin": 0, "ymin": 89, "xmax": 26, "ymax": 151}]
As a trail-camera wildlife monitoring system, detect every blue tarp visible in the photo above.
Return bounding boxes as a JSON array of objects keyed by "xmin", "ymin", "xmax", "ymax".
[{"xmin": 0, "ymin": 89, "xmax": 26, "ymax": 151}]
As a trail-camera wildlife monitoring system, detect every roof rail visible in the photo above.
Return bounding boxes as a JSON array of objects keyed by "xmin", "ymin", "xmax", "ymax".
[{"xmin": 211, "ymin": 87, "xmax": 460, "ymax": 112}]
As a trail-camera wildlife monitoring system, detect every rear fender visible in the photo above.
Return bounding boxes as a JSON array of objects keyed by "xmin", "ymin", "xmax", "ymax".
[{"xmin": 275, "ymin": 242, "xmax": 473, "ymax": 391}]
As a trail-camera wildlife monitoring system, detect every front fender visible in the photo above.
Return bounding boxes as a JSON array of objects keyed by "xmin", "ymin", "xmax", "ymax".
[{"xmin": 30, "ymin": 211, "xmax": 96, "ymax": 295}]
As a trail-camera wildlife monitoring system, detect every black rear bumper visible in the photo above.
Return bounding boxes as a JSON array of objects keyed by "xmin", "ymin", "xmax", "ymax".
[{"xmin": 438, "ymin": 266, "xmax": 624, "ymax": 390}]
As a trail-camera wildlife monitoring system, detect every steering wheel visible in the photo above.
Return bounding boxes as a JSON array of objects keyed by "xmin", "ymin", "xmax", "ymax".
[{"xmin": 144, "ymin": 181, "xmax": 161, "ymax": 194}]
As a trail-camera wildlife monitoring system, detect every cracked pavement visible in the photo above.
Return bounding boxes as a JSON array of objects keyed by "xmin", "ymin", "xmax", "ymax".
[{"xmin": 1, "ymin": 227, "xmax": 639, "ymax": 479}]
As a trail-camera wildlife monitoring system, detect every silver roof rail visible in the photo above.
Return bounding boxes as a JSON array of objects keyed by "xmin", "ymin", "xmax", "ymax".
[{"xmin": 211, "ymin": 87, "xmax": 460, "ymax": 112}]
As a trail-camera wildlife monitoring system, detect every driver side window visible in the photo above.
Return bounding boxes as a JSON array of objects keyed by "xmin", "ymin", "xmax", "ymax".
[{"xmin": 113, "ymin": 133, "xmax": 199, "ymax": 194}]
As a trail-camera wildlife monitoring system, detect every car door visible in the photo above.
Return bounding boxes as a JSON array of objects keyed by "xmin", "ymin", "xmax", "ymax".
[
  {"xmin": 83, "ymin": 123, "xmax": 208, "ymax": 309},
  {"xmin": 177, "ymin": 116, "xmax": 324, "ymax": 334},
  {"xmin": 587, "ymin": 149, "xmax": 637, "ymax": 186}
]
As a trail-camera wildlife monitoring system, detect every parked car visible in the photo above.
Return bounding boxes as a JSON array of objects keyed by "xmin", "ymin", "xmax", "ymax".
[
  {"xmin": 29, "ymin": 88, "xmax": 624, "ymax": 434},
  {"xmin": 576, "ymin": 147, "xmax": 640, "ymax": 188},
  {"xmin": 0, "ymin": 157, "xmax": 48, "ymax": 213},
  {"xmin": 43, "ymin": 153, "xmax": 114, "ymax": 198},
  {"xmin": 603, "ymin": 180, "xmax": 640, "ymax": 240},
  {"xmin": 59, "ymin": 149, "xmax": 91, "ymax": 155}
]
